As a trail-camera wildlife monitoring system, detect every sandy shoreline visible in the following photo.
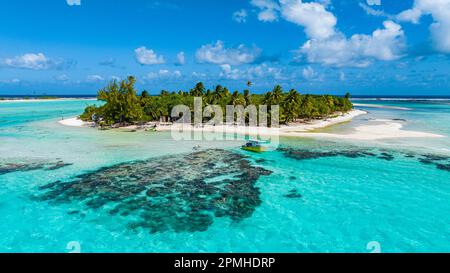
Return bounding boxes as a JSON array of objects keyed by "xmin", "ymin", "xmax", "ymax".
[
  {"xmin": 58, "ymin": 118, "xmax": 93, "ymax": 127},
  {"xmin": 58, "ymin": 109, "xmax": 444, "ymax": 140},
  {"xmin": 287, "ymin": 122, "xmax": 444, "ymax": 140}
]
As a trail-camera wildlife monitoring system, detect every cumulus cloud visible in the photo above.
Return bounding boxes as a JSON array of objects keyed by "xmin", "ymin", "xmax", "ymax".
[
  {"xmin": 397, "ymin": 0, "xmax": 450, "ymax": 54},
  {"xmin": 134, "ymin": 46, "xmax": 165, "ymax": 65},
  {"xmin": 54, "ymin": 74, "xmax": 70, "ymax": 82},
  {"xmin": 366, "ymin": 0, "xmax": 381, "ymax": 6},
  {"xmin": 66, "ymin": 0, "xmax": 81, "ymax": 6},
  {"xmin": 359, "ymin": 2, "xmax": 392, "ymax": 18},
  {"xmin": 196, "ymin": 40, "xmax": 261, "ymax": 65},
  {"xmin": 279, "ymin": 0, "xmax": 337, "ymax": 40},
  {"xmin": 144, "ymin": 69, "xmax": 182, "ymax": 80},
  {"xmin": 0, "ymin": 78, "xmax": 21, "ymax": 84},
  {"xmin": 219, "ymin": 64, "xmax": 241, "ymax": 80},
  {"xmin": 176, "ymin": 52, "xmax": 185, "ymax": 65},
  {"xmin": 3, "ymin": 53, "xmax": 73, "ymax": 70},
  {"xmin": 87, "ymin": 75, "xmax": 104, "ymax": 82},
  {"xmin": 249, "ymin": 1, "xmax": 405, "ymax": 67},
  {"xmin": 302, "ymin": 66, "xmax": 316, "ymax": 79},
  {"xmin": 297, "ymin": 20, "xmax": 405, "ymax": 67},
  {"xmin": 192, "ymin": 71, "xmax": 207, "ymax": 78},
  {"xmin": 219, "ymin": 63, "xmax": 284, "ymax": 80},
  {"xmin": 232, "ymin": 9, "xmax": 248, "ymax": 23},
  {"xmin": 4, "ymin": 53, "xmax": 50, "ymax": 70},
  {"xmin": 250, "ymin": 0, "xmax": 280, "ymax": 22}
]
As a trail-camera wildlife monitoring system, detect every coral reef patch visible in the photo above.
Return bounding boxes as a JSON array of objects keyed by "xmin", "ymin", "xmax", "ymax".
[
  {"xmin": 0, "ymin": 160, "xmax": 72, "ymax": 175},
  {"xmin": 37, "ymin": 149, "xmax": 272, "ymax": 233},
  {"xmin": 284, "ymin": 189, "xmax": 302, "ymax": 199},
  {"xmin": 278, "ymin": 146, "xmax": 450, "ymax": 172}
]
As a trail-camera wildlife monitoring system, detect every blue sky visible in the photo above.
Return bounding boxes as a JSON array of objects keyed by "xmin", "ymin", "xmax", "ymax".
[{"xmin": 0, "ymin": 0, "xmax": 449, "ymax": 95}]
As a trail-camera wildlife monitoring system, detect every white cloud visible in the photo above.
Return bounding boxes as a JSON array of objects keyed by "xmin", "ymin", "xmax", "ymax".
[
  {"xmin": 196, "ymin": 40, "xmax": 261, "ymax": 65},
  {"xmin": 258, "ymin": 9, "xmax": 279, "ymax": 22},
  {"xmin": 302, "ymin": 66, "xmax": 316, "ymax": 79},
  {"xmin": 397, "ymin": 0, "xmax": 450, "ymax": 53},
  {"xmin": 0, "ymin": 78, "xmax": 21, "ymax": 84},
  {"xmin": 54, "ymin": 74, "xmax": 69, "ymax": 82},
  {"xmin": 176, "ymin": 52, "xmax": 185, "ymax": 65},
  {"xmin": 298, "ymin": 20, "xmax": 405, "ymax": 67},
  {"xmin": 397, "ymin": 8, "xmax": 422, "ymax": 24},
  {"xmin": 219, "ymin": 63, "xmax": 285, "ymax": 80},
  {"xmin": 66, "ymin": 0, "xmax": 81, "ymax": 6},
  {"xmin": 192, "ymin": 71, "xmax": 207, "ymax": 78},
  {"xmin": 232, "ymin": 9, "xmax": 248, "ymax": 23},
  {"xmin": 251, "ymin": 0, "xmax": 280, "ymax": 22},
  {"xmin": 87, "ymin": 75, "xmax": 104, "ymax": 82},
  {"xmin": 279, "ymin": 0, "xmax": 337, "ymax": 40},
  {"xmin": 134, "ymin": 46, "xmax": 165, "ymax": 65},
  {"xmin": 4, "ymin": 53, "xmax": 54, "ymax": 70},
  {"xmin": 144, "ymin": 69, "xmax": 182, "ymax": 80},
  {"xmin": 366, "ymin": 0, "xmax": 381, "ymax": 6},
  {"xmin": 248, "ymin": 64, "xmax": 284, "ymax": 79},
  {"xmin": 248, "ymin": 1, "xmax": 405, "ymax": 67},
  {"xmin": 219, "ymin": 64, "xmax": 241, "ymax": 80},
  {"xmin": 359, "ymin": 3, "xmax": 392, "ymax": 18},
  {"xmin": 339, "ymin": 71, "xmax": 346, "ymax": 81}
]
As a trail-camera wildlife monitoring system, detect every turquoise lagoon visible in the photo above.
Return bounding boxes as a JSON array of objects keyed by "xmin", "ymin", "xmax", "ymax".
[{"xmin": 0, "ymin": 99, "xmax": 449, "ymax": 253}]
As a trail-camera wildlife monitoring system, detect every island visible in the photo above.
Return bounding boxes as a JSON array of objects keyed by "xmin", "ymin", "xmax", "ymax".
[{"xmin": 77, "ymin": 76, "xmax": 355, "ymax": 129}]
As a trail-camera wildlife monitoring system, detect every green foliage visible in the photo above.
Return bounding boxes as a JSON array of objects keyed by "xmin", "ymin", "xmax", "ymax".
[{"xmin": 81, "ymin": 78, "xmax": 353, "ymax": 127}]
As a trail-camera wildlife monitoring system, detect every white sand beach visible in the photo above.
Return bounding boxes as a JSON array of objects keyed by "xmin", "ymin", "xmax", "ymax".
[
  {"xmin": 280, "ymin": 109, "xmax": 367, "ymax": 132},
  {"xmin": 58, "ymin": 117, "xmax": 91, "ymax": 127},
  {"xmin": 59, "ymin": 109, "xmax": 444, "ymax": 140},
  {"xmin": 291, "ymin": 122, "xmax": 444, "ymax": 140}
]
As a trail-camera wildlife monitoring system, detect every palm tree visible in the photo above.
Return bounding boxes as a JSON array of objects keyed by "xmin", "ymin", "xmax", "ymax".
[
  {"xmin": 243, "ymin": 89, "xmax": 251, "ymax": 106},
  {"xmin": 230, "ymin": 91, "xmax": 246, "ymax": 106},
  {"xmin": 262, "ymin": 91, "xmax": 274, "ymax": 105},
  {"xmin": 212, "ymin": 85, "xmax": 224, "ymax": 104},
  {"xmin": 299, "ymin": 94, "xmax": 314, "ymax": 119},
  {"xmin": 190, "ymin": 82, "xmax": 205, "ymax": 97},
  {"xmin": 81, "ymin": 78, "xmax": 354, "ymax": 127},
  {"xmin": 282, "ymin": 89, "xmax": 301, "ymax": 123},
  {"xmin": 272, "ymin": 85, "xmax": 284, "ymax": 105}
]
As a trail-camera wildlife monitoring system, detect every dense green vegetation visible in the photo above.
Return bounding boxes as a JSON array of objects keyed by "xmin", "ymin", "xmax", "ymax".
[{"xmin": 80, "ymin": 76, "xmax": 353, "ymax": 127}]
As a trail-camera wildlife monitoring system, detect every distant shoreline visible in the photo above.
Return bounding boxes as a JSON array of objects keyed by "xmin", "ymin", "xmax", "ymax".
[
  {"xmin": 2, "ymin": 95, "xmax": 450, "ymax": 100},
  {"xmin": 0, "ymin": 98, "xmax": 97, "ymax": 103}
]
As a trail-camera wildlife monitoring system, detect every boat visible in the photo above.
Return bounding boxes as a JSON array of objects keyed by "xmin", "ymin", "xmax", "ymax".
[{"xmin": 241, "ymin": 140, "xmax": 269, "ymax": 153}]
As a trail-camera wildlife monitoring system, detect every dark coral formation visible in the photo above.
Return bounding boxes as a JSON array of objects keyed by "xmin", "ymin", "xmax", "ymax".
[
  {"xmin": 278, "ymin": 147, "xmax": 381, "ymax": 161},
  {"xmin": 418, "ymin": 154, "xmax": 450, "ymax": 172},
  {"xmin": 378, "ymin": 152, "xmax": 394, "ymax": 161},
  {"xmin": 278, "ymin": 146, "xmax": 450, "ymax": 173},
  {"xmin": 37, "ymin": 149, "xmax": 272, "ymax": 233},
  {"xmin": 436, "ymin": 163, "xmax": 450, "ymax": 171},
  {"xmin": 0, "ymin": 160, "xmax": 72, "ymax": 175},
  {"xmin": 284, "ymin": 189, "xmax": 302, "ymax": 199}
]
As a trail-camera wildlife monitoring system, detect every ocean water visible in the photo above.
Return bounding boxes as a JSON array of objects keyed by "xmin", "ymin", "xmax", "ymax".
[{"xmin": 0, "ymin": 99, "xmax": 449, "ymax": 253}]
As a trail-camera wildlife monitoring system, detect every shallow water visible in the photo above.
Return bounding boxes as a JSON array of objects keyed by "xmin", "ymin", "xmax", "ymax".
[{"xmin": 0, "ymin": 99, "xmax": 449, "ymax": 253}]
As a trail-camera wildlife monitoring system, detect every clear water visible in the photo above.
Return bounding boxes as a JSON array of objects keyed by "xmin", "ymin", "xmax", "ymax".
[{"xmin": 0, "ymin": 99, "xmax": 449, "ymax": 253}]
